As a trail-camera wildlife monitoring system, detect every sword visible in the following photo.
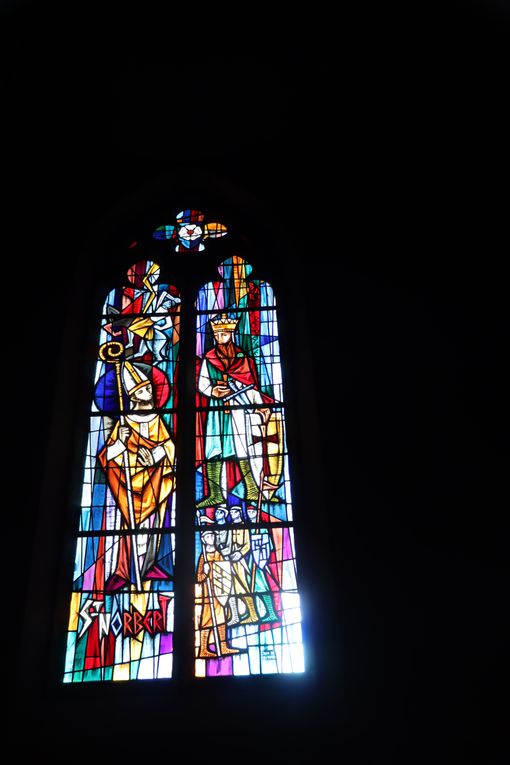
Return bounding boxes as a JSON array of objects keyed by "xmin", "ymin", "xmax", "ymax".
[{"xmin": 222, "ymin": 383, "xmax": 254, "ymax": 402}]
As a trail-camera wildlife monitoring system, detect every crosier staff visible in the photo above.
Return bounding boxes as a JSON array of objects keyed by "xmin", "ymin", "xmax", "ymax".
[
  {"xmin": 99, "ymin": 341, "xmax": 142, "ymax": 592},
  {"xmin": 196, "ymin": 512, "xmax": 221, "ymax": 657}
]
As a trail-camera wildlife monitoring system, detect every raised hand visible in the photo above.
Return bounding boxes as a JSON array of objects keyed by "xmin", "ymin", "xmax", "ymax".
[
  {"xmin": 137, "ymin": 446, "xmax": 155, "ymax": 467},
  {"xmin": 119, "ymin": 425, "xmax": 131, "ymax": 444},
  {"xmin": 212, "ymin": 384, "xmax": 231, "ymax": 398}
]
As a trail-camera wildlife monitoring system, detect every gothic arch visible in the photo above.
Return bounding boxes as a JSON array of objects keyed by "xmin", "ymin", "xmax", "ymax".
[{"xmin": 16, "ymin": 170, "xmax": 329, "ymax": 739}]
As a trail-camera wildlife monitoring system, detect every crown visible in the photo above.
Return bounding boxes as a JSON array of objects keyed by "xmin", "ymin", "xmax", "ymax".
[{"xmin": 210, "ymin": 312, "xmax": 238, "ymax": 332}]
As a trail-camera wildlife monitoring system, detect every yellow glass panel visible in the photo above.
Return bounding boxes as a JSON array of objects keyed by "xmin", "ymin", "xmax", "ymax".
[
  {"xmin": 113, "ymin": 663, "xmax": 130, "ymax": 681},
  {"xmin": 67, "ymin": 592, "xmax": 81, "ymax": 631}
]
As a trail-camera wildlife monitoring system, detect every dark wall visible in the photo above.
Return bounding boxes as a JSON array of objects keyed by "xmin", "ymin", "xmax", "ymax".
[{"xmin": 5, "ymin": 2, "xmax": 509, "ymax": 760}]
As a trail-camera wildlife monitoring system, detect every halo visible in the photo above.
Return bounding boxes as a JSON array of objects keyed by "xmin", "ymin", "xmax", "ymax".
[{"xmin": 94, "ymin": 361, "xmax": 170, "ymax": 413}]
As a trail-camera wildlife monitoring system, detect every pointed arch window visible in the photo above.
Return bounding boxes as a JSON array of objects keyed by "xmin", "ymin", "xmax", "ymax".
[
  {"xmin": 64, "ymin": 214, "xmax": 304, "ymax": 682},
  {"xmin": 64, "ymin": 261, "xmax": 181, "ymax": 682},
  {"xmin": 194, "ymin": 256, "xmax": 304, "ymax": 676}
]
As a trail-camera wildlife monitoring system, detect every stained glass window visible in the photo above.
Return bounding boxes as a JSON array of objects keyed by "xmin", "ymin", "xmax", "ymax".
[
  {"xmin": 63, "ymin": 224, "xmax": 304, "ymax": 683},
  {"xmin": 64, "ymin": 260, "xmax": 181, "ymax": 682},
  {"xmin": 194, "ymin": 256, "xmax": 305, "ymax": 676},
  {"xmin": 153, "ymin": 209, "xmax": 228, "ymax": 253}
]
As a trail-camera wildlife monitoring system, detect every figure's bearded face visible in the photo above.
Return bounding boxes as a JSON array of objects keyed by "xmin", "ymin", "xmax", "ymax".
[
  {"xmin": 131, "ymin": 383, "xmax": 154, "ymax": 405},
  {"xmin": 214, "ymin": 330, "xmax": 232, "ymax": 345}
]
